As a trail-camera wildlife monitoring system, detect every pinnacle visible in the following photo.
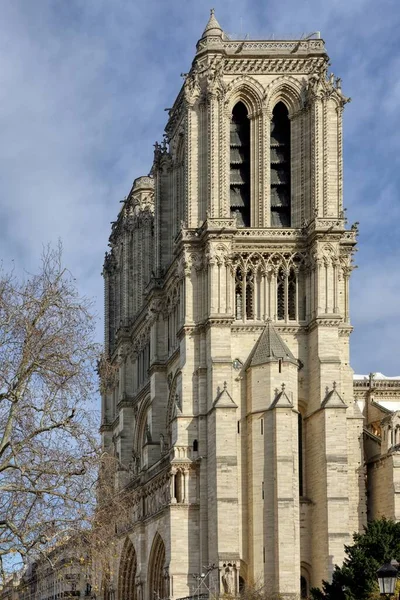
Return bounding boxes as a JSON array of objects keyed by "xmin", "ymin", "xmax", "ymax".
[{"xmin": 201, "ymin": 8, "xmax": 223, "ymax": 38}]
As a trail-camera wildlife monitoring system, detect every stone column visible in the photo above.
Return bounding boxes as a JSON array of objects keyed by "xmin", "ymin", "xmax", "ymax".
[
  {"xmin": 207, "ymin": 90, "xmax": 220, "ymax": 218},
  {"xmin": 261, "ymin": 107, "xmax": 271, "ymax": 227}
]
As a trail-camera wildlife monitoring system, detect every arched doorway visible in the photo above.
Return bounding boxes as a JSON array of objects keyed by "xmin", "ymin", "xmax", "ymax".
[
  {"xmin": 300, "ymin": 563, "xmax": 311, "ymax": 599},
  {"xmin": 119, "ymin": 538, "xmax": 138, "ymax": 600},
  {"xmin": 148, "ymin": 533, "xmax": 166, "ymax": 600}
]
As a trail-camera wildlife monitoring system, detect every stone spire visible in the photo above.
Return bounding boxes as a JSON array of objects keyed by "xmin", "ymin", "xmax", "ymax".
[
  {"xmin": 201, "ymin": 8, "xmax": 223, "ymax": 38},
  {"xmin": 250, "ymin": 320, "xmax": 297, "ymax": 367}
]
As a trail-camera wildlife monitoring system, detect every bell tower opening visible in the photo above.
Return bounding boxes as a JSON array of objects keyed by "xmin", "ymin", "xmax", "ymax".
[
  {"xmin": 270, "ymin": 102, "xmax": 291, "ymax": 227},
  {"xmin": 230, "ymin": 102, "xmax": 250, "ymax": 227}
]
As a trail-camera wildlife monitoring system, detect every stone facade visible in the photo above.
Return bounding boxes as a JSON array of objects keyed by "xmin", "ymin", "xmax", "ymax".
[
  {"xmin": 0, "ymin": 540, "xmax": 92, "ymax": 600},
  {"xmin": 100, "ymin": 11, "xmax": 368, "ymax": 600},
  {"xmin": 355, "ymin": 374, "xmax": 400, "ymax": 523}
]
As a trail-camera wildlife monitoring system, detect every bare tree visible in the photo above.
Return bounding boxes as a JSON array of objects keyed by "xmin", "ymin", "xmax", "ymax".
[
  {"xmin": 0, "ymin": 244, "xmax": 100, "ymax": 582},
  {"xmin": 87, "ymin": 450, "xmax": 136, "ymax": 592}
]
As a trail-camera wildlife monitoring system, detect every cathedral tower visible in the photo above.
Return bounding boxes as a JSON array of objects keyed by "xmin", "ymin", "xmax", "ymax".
[{"xmin": 101, "ymin": 11, "xmax": 366, "ymax": 600}]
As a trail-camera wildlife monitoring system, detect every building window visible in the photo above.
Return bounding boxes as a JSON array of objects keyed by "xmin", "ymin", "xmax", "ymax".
[
  {"xmin": 235, "ymin": 267, "xmax": 244, "ymax": 319},
  {"xmin": 235, "ymin": 266, "xmax": 255, "ymax": 320},
  {"xmin": 270, "ymin": 102, "xmax": 291, "ymax": 227},
  {"xmin": 301, "ymin": 575, "xmax": 308, "ymax": 598},
  {"xmin": 298, "ymin": 412, "xmax": 304, "ymax": 496},
  {"xmin": 230, "ymin": 102, "xmax": 250, "ymax": 227},
  {"xmin": 245, "ymin": 268, "xmax": 254, "ymax": 319},
  {"xmin": 288, "ymin": 268, "xmax": 297, "ymax": 320},
  {"xmin": 234, "ymin": 257, "xmax": 302, "ymax": 323},
  {"xmin": 174, "ymin": 471, "xmax": 184, "ymax": 503},
  {"xmin": 277, "ymin": 268, "xmax": 285, "ymax": 320},
  {"xmin": 277, "ymin": 267, "xmax": 297, "ymax": 321}
]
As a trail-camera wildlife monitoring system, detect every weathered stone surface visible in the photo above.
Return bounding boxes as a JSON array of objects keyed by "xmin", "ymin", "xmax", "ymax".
[{"xmin": 99, "ymin": 11, "xmax": 377, "ymax": 600}]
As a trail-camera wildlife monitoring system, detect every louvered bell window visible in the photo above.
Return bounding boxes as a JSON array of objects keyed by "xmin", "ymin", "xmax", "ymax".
[
  {"xmin": 230, "ymin": 102, "xmax": 250, "ymax": 227},
  {"xmin": 270, "ymin": 102, "xmax": 291, "ymax": 227}
]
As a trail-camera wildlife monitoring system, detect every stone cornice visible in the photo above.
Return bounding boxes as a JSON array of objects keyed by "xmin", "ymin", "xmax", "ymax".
[
  {"xmin": 100, "ymin": 414, "xmax": 120, "ymax": 433},
  {"xmin": 308, "ymin": 316, "xmax": 343, "ymax": 331},
  {"xmin": 222, "ymin": 55, "xmax": 326, "ymax": 75},
  {"xmin": 196, "ymin": 37, "xmax": 326, "ymax": 57}
]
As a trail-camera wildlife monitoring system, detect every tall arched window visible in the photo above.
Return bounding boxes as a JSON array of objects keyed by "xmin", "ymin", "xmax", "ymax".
[
  {"xmin": 235, "ymin": 267, "xmax": 244, "ymax": 320},
  {"xmin": 270, "ymin": 102, "xmax": 291, "ymax": 227},
  {"xmin": 148, "ymin": 533, "xmax": 167, "ymax": 600},
  {"xmin": 301, "ymin": 575, "xmax": 308, "ymax": 598},
  {"xmin": 235, "ymin": 266, "xmax": 255, "ymax": 320},
  {"xmin": 298, "ymin": 412, "xmax": 304, "ymax": 497},
  {"xmin": 276, "ymin": 267, "xmax": 298, "ymax": 322},
  {"xmin": 245, "ymin": 268, "xmax": 255, "ymax": 320},
  {"xmin": 175, "ymin": 136, "xmax": 185, "ymax": 236},
  {"xmin": 288, "ymin": 268, "xmax": 296, "ymax": 321},
  {"xmin": 119, "ymin": 538, "xmax": 138, "ymax": 600},
  {"xmin": 230, "ymin": 102, "xmax": 250, "ymax": 227},
  {"xmin": 277, "ymin": 268, "xmax": 285, "ymax": 320}
]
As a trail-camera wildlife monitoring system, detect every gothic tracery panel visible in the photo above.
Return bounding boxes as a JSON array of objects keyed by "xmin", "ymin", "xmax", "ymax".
[{"xmin": 233, "ymin": 252, "xmax": 304, "ymax": 322}]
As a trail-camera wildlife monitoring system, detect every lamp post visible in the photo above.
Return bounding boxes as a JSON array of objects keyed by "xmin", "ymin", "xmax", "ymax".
[{"xmin": 377, "ymin": 562, "xmax": 398, "ymax": 598}]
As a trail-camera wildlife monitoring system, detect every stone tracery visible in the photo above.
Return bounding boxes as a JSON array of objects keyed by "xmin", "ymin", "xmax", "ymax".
[{"xmin": 233, "ymin": 251, "xmax": 305, "ymax": 322}]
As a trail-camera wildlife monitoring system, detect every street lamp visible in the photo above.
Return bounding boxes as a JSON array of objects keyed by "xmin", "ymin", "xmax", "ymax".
[{"xmin": 377, "ymin": 562, "xmax": 398, "ymax": 596}]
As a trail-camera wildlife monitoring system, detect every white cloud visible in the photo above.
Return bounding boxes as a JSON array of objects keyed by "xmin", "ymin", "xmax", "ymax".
[{"xmin": 0, "ymin": 0, "xmax": 398, "ymax": 373}]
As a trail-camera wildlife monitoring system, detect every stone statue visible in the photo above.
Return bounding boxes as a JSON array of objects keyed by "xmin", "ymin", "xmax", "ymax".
[{"xmin": 222, "ymin": 566, "xmax": 234, "ymax": 595}]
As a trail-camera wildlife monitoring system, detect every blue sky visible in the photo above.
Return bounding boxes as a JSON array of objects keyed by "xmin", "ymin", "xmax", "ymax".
[{"xmin": 0, "ymin": 0, "xmax": 399, "ymax": 375}]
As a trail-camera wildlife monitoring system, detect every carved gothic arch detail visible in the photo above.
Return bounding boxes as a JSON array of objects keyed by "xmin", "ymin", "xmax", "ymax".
[
  {"xmin": 134, "ymin": 395, "xmax": 152, "ymax": 457},
  {"xmin": 263, "ymin": 76, "xmax": 304, "ymax": 118},
  {"xmin": 224, "ymin": 75, "xmax": 265, "ymax": 117},
  {"xmin": 231, "ymin": 250, "xmax": 306, "ymax": 272}
]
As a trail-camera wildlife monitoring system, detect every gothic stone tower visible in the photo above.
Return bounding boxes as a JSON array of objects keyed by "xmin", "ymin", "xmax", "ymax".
[{"xmin": 101, "ymin": 11, "xmax": 366, "ymax": 600}]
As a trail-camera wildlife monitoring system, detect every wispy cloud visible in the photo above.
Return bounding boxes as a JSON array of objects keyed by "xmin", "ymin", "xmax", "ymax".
[{"xmin": 0, "ymin": 0, "xmax": 398, "ymax": 373}]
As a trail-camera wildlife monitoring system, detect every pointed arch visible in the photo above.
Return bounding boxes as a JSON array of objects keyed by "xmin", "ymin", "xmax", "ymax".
[
  {"xmin": 119, "ymin": 538, "xmax": 138, "ymax": 600},
  {"xmin": 148, "ymin": 533, "xmax": 166, "ymax": 600},
  {"xmin": 264, "ymin": 76, "xmax": 303, "ymax": 118},
  {"xmin": 224, "ymin": 75, "xmax": 265, "ymax": 117},
  {"xmin": 224, "ymin": 76, "xmax": 266, "ymax": 227},
  {"xmin": 300, "ymin": 563, "xmax": 312, "ymax": 599},
  {"xmin": 134, "ymin": 395, "xmax": 152, "ymax": 469}
]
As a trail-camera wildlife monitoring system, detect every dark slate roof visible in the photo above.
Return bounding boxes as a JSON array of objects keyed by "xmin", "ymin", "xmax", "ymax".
[{"xmin": 250, "ymin": 320, "xmax": 297, "ymax": 367}]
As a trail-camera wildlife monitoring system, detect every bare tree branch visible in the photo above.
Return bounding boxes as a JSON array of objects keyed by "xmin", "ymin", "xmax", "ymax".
[{"xmin": 0, "ymin": 244, "xmax": 100, "ymax": 581}]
